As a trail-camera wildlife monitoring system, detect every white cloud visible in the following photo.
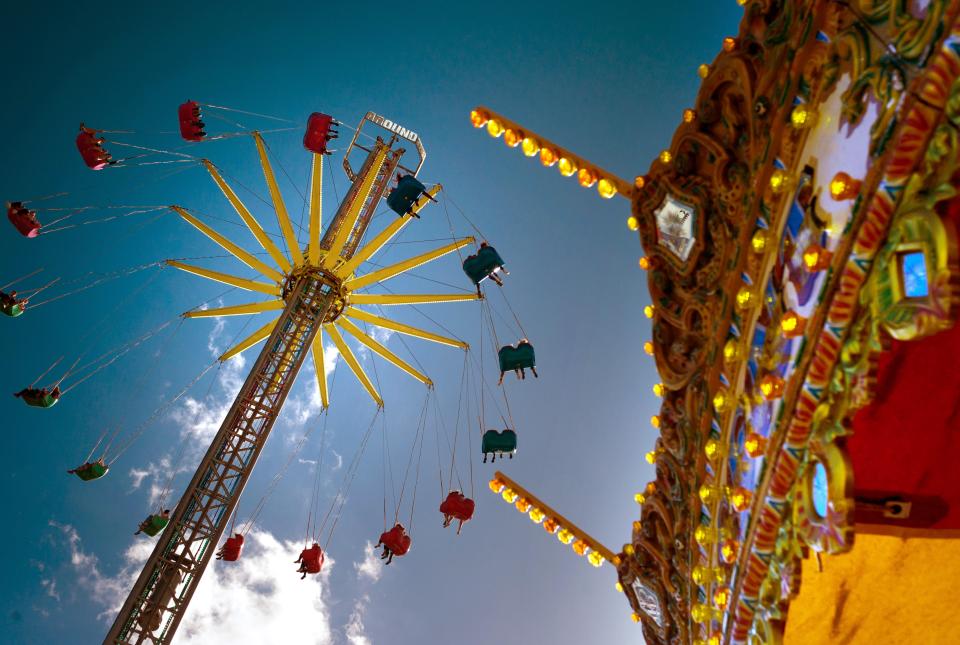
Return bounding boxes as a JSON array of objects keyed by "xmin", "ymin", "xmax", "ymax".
[
  {"xmin": 41, "ymin": 578, "xmax": 60, "ymax": 602},
  {"xmin": 344, "ymin": 595, "xmax": 371, "ymax": 645},
  {"xmin": 353, "ymin": 541, "xmax": 382, "ymax": 583},
  {"xmin": 52, "ymin": 521, "xmax": 338, "ymax": 645}
]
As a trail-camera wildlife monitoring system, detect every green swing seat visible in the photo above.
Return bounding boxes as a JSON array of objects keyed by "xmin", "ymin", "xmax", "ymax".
[
  {"xmin": 141, "ymin": 514, "xmax": 170, "ymax": 537},
  {"xmin": 73, "ymin": 462, "xmax": 109, "ymax": 481},
  {"xmin": 1, "ymin": 302, "xmax": 23, "ymax": 317},
  {"xmin": 22, "ymin": 390, "xmax": 58, "ymax": 408},
  {"xmin": 462, "ymin": 246, "xmax": 505, "ymax": 285},
  {"xmin": 387, "ymin": 176, "xmax": 427, "ymax": 215},
  {"xmin": 498, "ymin": 342, "xmax": 535, "ymax": 373},
  {"xmin": 482, "ymin": 429, "xmax": 517, "ymax": 462}
]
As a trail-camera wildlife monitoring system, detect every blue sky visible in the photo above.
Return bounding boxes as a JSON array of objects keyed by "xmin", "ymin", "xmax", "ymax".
[{"xmin": 0, "ymin": 2, "xmax": 741, "ymax": 643}]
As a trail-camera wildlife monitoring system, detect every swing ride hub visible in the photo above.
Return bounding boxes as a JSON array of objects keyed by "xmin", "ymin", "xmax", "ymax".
[{"xmin": 281, "ymin": 265, "xmax": 346, "ymax": 323}]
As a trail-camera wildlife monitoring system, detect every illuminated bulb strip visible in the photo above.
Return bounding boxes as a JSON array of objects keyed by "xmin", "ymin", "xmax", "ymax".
[
  {"xmin": 469, "ymin": 105, "xmax": 633, "ymax": 199},
  {"xmin": 489, "ymin": 470, "xmax": 620, "ymax": 567}
]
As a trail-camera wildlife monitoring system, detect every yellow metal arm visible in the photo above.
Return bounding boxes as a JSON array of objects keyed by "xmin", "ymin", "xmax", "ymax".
[
  {"xmin": 346, "ymin": 237, "xmax": 474, "ymax": 291},
  {"xmin": 335, "ymin": 184, "xmax": 443, "ymax": 278},
  {"xmin": 322, "ymin": 146, "xmax": 389, "ymax": 270},
  {"xmin": 166, "ymin": 260, "xmax": 280, "ymax": 296},
  {"xmin": 325, "ymin": 323, "xmax": 383, "ymax": 406},
  {"xmin": 170, "ymin": 206, "xmax": 284, "ymax": 283},
  {"xmin": 307, "ymin": 153, "xmax": 323, "ymax": 265},
  {"xmin": 336, "ymin": 317, "xmax": 431, "ymax": 386},
  {"xmin": 344, "ymin": 308, "xmax": 468, "ymax": 349},
  {"xmin": 350, "ymin": 292, "xmax": 479, "ymax": 306},
  {"xmin": 219, "ymin": 318, "xmax": 279, "ymax": 362},
  {"xmin": 184, "ymin": 300, "xmax": 284, "ymax": 318},
  {"xmin": 310, "ymin": 331, "xmax": 329, "ymax": 409},
  {"xmin": 253, "ymin": 132, "xmax": 304, "ymax": 267},
  {"xmin": 202, "ymin": 159, "xmax": 291, "ymax": 272}
]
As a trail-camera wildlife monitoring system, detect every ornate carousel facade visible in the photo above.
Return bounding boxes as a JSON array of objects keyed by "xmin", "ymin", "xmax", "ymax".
[{"xmin": 477, "ymin": 1, "xmax": 960, "ymax": 643}]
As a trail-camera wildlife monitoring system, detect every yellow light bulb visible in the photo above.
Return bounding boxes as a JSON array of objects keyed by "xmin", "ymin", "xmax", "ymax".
[
  {"xmin": 720, "ymin": 538, "xmax": 738, "ymax": 563},
  {"xmin": 616, "ymin": 582, "xmax": 624, "ymax": 593},
  {"xmin": 744, "ymin": 431, "xmax": 766, "ymax": 458},
  {"xmin": 708, "ymin": 633, "xmax": 722, "ymax": 645},
  {"xmin": 645, "ymin": 482, "xmax": 656, "ymax": 494},
  {"xmin": 736, "ymin": 287, "xmax": 753, "ymax": 309},
  {"xmin": 558, "ymin": 157, "xmax": 578, "ymax": 177},
  {"xmin": 723, "ymin": 339, "xmax": 740, "ymax": 363},
  {"xmin": 634, "ymin": 492, "xmax": 646, "ymax": 504},
  {"xmin": 634, "ymin": 175, "xmax": 646, "ymax": 189},
  {"xmin": 650, "ymin": 415, "xmax": 661, "ymax": 429},
  {"xmin": 529, "ymin": 508, "xmax": 545, "ymax": 524},
  {"xmin": 515, "ymin": 497, "xmax": 531, "ymax": 513},
  {"xmin": 501, "ymin": 488, "xmax": 518, "ymax": 503},
  {"xmin": 699, "ymin": 484, "xmax": 719, "ymax": 504},
  {"xmin": 722, "ymin": 37, "xmax": 737, "ymax": 51},
  {"xmin": 638, "ymin": 256, "xmax": 651, "ymax": 270},
  {"xmin": 486, "ymin": 119, "xmax": 504, "ymax": 138},
  {"xmin": 692, "ymin": 565, "xmax": 719, "ymax": 585},
  {"xmin": 540, "ymin": 147, "xmax": 559, "ymax": 167},
  {"xmin": 645, "ymin": 450, "xmax": 656, "ymax": 464},
  {"xmin": 503, "ymin": 128, "xmax": 523, "ymax": 148},
  {"xmin": 643, "ymin": 341, "xmax": 654, "ymax": 356},
  {"xmin": 780, "ymin": 311, "xmax": 806, "ymax": 338},
  {"xmin": 557, "ymin": 528, "xmax": 575, "ymax": 545},
  {"xmin": 750, "ymin": 230, "xmax": 767, "ymax": 253},
  {"xmin": 694, "ymin": 525, "xmax": 716, "ymax": 545},
  {"xmin": 790, "ymin": 105, "xmax": 816, "ymax": 128},
  {"xmin": 712, "ymin": 390, "xmax": 729, "ymax": 413},
  {"xmin": 623, "ymin": 544, "xmax": 635, "ymax": 555},
  {"xmin": 588, "ymin": 551, "xmax": 604, "ymax": 567},
  {"xmin": 631, "ymin": 612, "xmax": 641, "ymax": 623},
  {"xmin": 803, "ymin": 244, "xmax": 832, "ymax": 271},
  {"xmin": 470, "ymin": 109, "xmax": 489, "ymax": 128},
  {"xmin": 698, "ymin": 63, "xmax": 710, "ymax": 78},
  {"xmin": 543, "ymin": 517, "xmax": 559, "ymax": 534},
  {"xmin": 682, "ymin": 109, "xmax": 696, "ymax": 123},
  {"xmin": 730, "ymin": 487, "xmax": 752, "ymax": 512},
  {"xmin": 572, "ymin": 539, "xmax": 589, "ymax": 556},
  {"xmin": 633, "ymin": 520, "xmax": 642, "ymax": 532},
  {"xmin": 488, "ymin": 478, "xmax": 504, "ymax": 493},
  {"xmin": 691, "ymin": 603, "xmax": 713, "ymax": 623},
  {"xmin": 704, "ymin": 438, "xmax": 720, "ymax": 462},
  {"xmin": 627, "ymin": 215, "xmax": 640, "ymax": 231},
  {"xmin": 521, "ymin": 136, "xmax": 540, "ymax": 157},
  {"xmin": 659, "ymin": 150, "xmax": 673, "ymax": 164},
  {"xmin": 644, "ymin": 305, "xmax": 655, "ymax": 318},
  {"xmin": 597, "ymin": 178, "xmax": 618, "ymax": 199},
  {"xmin": 759, "ymin": 374, "xmax": 785, "ymax": 400},
  {"xmin": 652, "ymin": 383, "xmax": 665, "ymax": 396},
  {"xmin": 830, "ymin": 171, "xmax": 861, "ymax": 201},
  {"xmin": 578, "ymin": 167, "xmax": 598, "ymax": 187},
  {"xmin": 713, "ymin": 586, "xmax": 731, "ymax": 609},
  {"xmin": 769, "ymin": 169, "xmax": 788, "ymax": 194}
]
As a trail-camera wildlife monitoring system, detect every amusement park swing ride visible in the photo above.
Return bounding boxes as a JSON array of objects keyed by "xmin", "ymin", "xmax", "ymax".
[{"xmin": 4, "ymin": 103, "xmax": 540, "ymax": 644}]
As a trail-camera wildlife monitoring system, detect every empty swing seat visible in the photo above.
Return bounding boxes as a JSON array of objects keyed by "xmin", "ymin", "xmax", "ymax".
[
  {"xmin": 386, "ymin": 175, "xmax": 427, "ymax": 216},
  {"xmin": 462, "ymin": 246, "xmax": 505, "ymax": 285},
  {"xmin": 482, "ymin": 429, "xmax": 517, "ymax": 462},
  {"xmin": 178, "ymin": 101, "xmax": 205, "ymax": 142}
]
